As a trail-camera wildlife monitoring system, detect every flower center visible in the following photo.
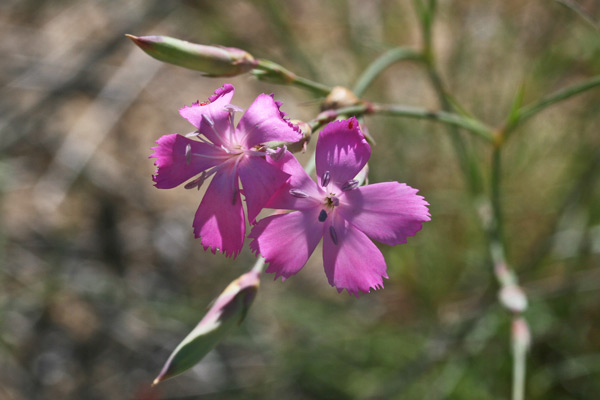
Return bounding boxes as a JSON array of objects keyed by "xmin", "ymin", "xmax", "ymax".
[{"xmin": 325, "ymin": 194, "xmax": 340, "ymax": 208}]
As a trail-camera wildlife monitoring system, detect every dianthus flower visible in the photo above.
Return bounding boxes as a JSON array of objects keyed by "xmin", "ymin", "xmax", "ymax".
[
  {"xmin": 151, "ymin": 84, "xmax": 301, "ymax": 257},
  {"xmin": 249, "ymin": 117, "xmax": 430, "ymax": 296}
]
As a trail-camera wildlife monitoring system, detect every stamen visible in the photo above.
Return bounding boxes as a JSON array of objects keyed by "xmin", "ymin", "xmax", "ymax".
[
  {"xmin": 267, "ymin": 145, "xmax": 287, "ymax": 161},
  {"xmin": 330, "ymin": 196, "xmax": 340, "ymax": 207},
  {"xmin": 185, "ymin": 131, "xmax": 200, "ymax": 138},
  {"xmin": 290, "ymin": 189, "xmax": 309, "ymax": 198},
  {"xmin": 222, "ymin": 104, "xmax": 242, "ymax": 143},
  {"xmin": 231, "ymin": 153, "xmax": 244, "ymax": 205},
  {"xmin": 342, "ymin": 179, "xmax": 359, "ymax": 191},
  {"xmin": 329, "ymin": 226, "xmax": 338, "ymax": 245},
  {"xmin": 201, "ymin": 114, "xmax": 227, "ymax": 145},
  {"xmin": 220, "ymin": 145, "xmax": 232, "ymax": 154},
  {"xmin": 184, "ymin": 172, "xmax": 207, "ymax": 190},
  {"xmin": 185, "ymin": 144, "xmax": 192, "ymax": 165},
  {"xmin": 224, "ymin": 104, "xmax": 243, "ymax": 113},
  {"xmin": 321, "ymin": 171, "xmax": 330, "ymax": 187},
  {"xmin": 318, "ymin": 209, "xmax": 328, "ymax": 222}
]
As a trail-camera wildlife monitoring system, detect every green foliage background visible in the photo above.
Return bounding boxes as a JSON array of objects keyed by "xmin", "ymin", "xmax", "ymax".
[{"xmin": 1, "ymin": 0, "xmax": 599, "ymax": 399}]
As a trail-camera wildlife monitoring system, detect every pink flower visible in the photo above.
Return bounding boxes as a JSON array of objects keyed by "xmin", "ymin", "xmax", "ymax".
[
  {"xmin": 151, "ymin": 84, "xmax": 301, "ymax": 258},
  {"xmin": 249, "ymin": 117, "xmax": 430, "ymax": 296}
]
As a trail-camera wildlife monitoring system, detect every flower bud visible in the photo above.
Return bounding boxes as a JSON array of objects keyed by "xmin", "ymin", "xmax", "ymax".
[
  {"xmin": 126, "ymin": 34, "xmax": 257, "ymax": 77},
  {"xmin": 322, "ymin": 86, "xmax": 360, "ymax": 110},
  {"xmin": 153, "ymin": 270, "xmax": 260, "ymax": 385}
]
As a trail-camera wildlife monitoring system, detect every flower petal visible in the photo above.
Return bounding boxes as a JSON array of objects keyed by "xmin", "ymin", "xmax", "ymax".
[
  {"xmin": 150, "ymin": 134, "xmax": 227, "ymax": 189},
  {"xmin": 315, "ymin": 117, "xmax": 370, "ymax": 191},
  {"xmin": 179, "ymin": 84, "xmax": 235, "ymax": 145},
  {"xmin": 338, "ymin": 182, "xmax": 430, "ymax": 245},
  {"xmin": 238, "ymin": 155, "xmax": 290, "ymax": 224},
  {"xmin": 249, "ymin": 209, "xmax": 324, "ymax": 281},
  {"xmin": 263, "ymin": 151, "xmax": 323, "ymax": 211},
  {"xmin": 236, "ymin": 94, "xmax": 301, "ymax": 148},
  {"xmin": 193, "ymin": 166, "xmax": 245, "ymax": 258},
  {"xmin": 322, "ymin": 212, "xmax": 388, "ymax": 297}
]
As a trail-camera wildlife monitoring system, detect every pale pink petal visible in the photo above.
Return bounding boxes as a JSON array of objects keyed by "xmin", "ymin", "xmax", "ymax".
[
  {"xmin": 249, "ymin": 209, "xmax": 324, "ymax": 280},
  {"xmin": 315, "ymin": 117, "xmax": 370, "ymax": 191},
  {"xmin": 236, "ymin": 94, "xmax": 301, "ymax": 148},
  {"xmin": 263, "ymin": 151, "xmax": 323, "ymax": 211},
  {"xmin": 238, "ymin": 156, "xmax": 290, "ymax": 223},
  {"xmin": 338, "ymin": 182, "xmax": 430, "ymax": 245},
  {"xmin": 322, "ymin": 212, "xmax": 388, "ymax": 297},
  {"xmin": 193, "ymin": 166, "xmax": 245, "ymax": 258},
  {"xmin": 179, "ymin": 84, "xmax": 235, "ymax": 146},
  {"xmin": 150, "ymin": 134, "xmax": 227, "ymax": 189}
]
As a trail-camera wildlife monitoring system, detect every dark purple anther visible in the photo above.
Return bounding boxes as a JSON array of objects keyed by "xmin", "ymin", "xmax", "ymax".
[
  {"xmin": 289, "ymin": 189, "xmax": 309, "ymax": 198},
  {"xmin": 318, "ymin": 209, "xmax": 328, "ymax": 222},
  {"xmin": 342, "ymin": 179, "xmax": 359, "ymax": 191},
  {"xmin": 329, "ymin": 225, "xmax": 338, "ymax": 245},
  {"xmin": 321, "ymin": 171, "xmax": 330, "ymax": 187}
]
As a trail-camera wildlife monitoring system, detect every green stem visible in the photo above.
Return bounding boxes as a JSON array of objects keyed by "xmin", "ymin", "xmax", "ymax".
[
  {"xmin": 253, "ymin": 59, "xmax": 331, "ymax": 96},
  {"xmin": 512, "ymin": 320, "xmax": 528, "ymax": 400},
  {"xmin": 491, "ymin": 147, "xmax": 504, "ymax": 244},
  {"xmin": 352, "ymin": 47, "xmax": 423, "ymax": 97},
  {"xmin": 307, "ymin": 103, "xmax": 494, "ymax": 141},
  {"xmin": 251, "ymin": 257, "xmax": 266, "ymax": 274},
  {"xmin": 507, "ymin": 75, "xmax": 600, "ymax": 136},
  {"xmin": 374, "ymin": 104, "xmax": 494, "ymax": 141}
]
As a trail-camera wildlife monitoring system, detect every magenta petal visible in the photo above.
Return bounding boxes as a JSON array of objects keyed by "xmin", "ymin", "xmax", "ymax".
[
  {"xmin": 236, "ymin": 94, "xmax": 301, "ymax": 148},
  {"xmin": 322, "ymin": 212, "xmax": 388, "ymax": 297},
  {"xmin": 150, "ymin": 134, "xmax": 227, "ymax": 189},
  {"xmin": 316, "ymin": 117, "xmax": 371, "ymax": 190},
  {"xmin": 264, "ymin": 151, "xmax": 323, "ymax": 211},
  {"xmin": 238, "ymin": 156, "xmax": 290, "ymax": 224},
  {"xmin": 193, "ymin": 167, "xmax": 245, "ymax": 258},
  {"xmin": 338, "ymin": 182, "xmax": 430, "ymax": 245},
  {"xmin": 249, "ymin": 209, "xmax": 324, "ymax": 280},
  {"xmin": 179, "ymin": 84, "xmax": 235, "ymax": 145}
]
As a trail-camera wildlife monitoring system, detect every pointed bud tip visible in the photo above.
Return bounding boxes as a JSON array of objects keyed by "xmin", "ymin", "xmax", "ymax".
[{"xmin": 126, "ymin": 34, "xmax": 148, "ymax": 49}]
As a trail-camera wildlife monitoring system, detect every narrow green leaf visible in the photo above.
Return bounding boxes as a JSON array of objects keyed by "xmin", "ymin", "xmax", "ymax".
[{"xmin": 506, "ymin": 83, "xmax": 526, "ymax": 130}]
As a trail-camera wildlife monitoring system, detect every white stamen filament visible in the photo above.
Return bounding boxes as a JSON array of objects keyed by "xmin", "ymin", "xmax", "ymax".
[
  {"xmin": 185, "ymin": 144, "xmax": 192, "ymax": 165},
  {"xmin": 202, "ymin": 114, "xmax": 228, "ymax": 145}
]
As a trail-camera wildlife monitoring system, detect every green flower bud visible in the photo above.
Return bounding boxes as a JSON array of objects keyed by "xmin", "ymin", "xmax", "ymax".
[
  {"xmin": 126, "ymin": 34, "xmax": 257, "ymax": 77},
  {"xmin": 153, "ymin": 270, "xmax": 260, "ymax": 385}
]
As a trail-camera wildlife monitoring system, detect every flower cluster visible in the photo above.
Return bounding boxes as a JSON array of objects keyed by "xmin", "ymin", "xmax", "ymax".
[{"xmin": 151, "ymin": 85, "xmax": 430, "ymax": 295}]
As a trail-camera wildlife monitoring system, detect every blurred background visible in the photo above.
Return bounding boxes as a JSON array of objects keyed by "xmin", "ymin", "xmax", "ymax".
[{"xmin": 1, "ymin": 0, "xmax": 599, "ymax": 399}]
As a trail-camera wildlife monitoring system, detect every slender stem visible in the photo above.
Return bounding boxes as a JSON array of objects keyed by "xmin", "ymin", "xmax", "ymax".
[
  {"xmin": 513, "ymin": 338, "xmax": 527, "ymax": 400},
  {"xmin": 253, "ymin": 59, "xmax": 331, "ymax": 96},
  {"xmin": 507, "ymin": 75, "xmax": 600, "ymax": 136},
  {"xmin": 352, "ymin": 47, "xmax": 423, "ymax": 97},
  {"xmin": 491, "ymin": 147, "xmax": 504, "ymax": 243},
  {"xmin": 488, "ymin": 147, "xmax": 530, "ymax": 400},
  {"xmin": 555, "ymin": 0, "xmax": 600, "ymax": 33},
  {"xmin": 307, "ymin": 102, "xmax": 494, "ymax": 141},
  {"xmin": 373, "ymin": 104, "xmax": 494, "ymax": 141},
  {"xmin": 251, "ymin": 257, "xmax": 266, "ymax": 274}
]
